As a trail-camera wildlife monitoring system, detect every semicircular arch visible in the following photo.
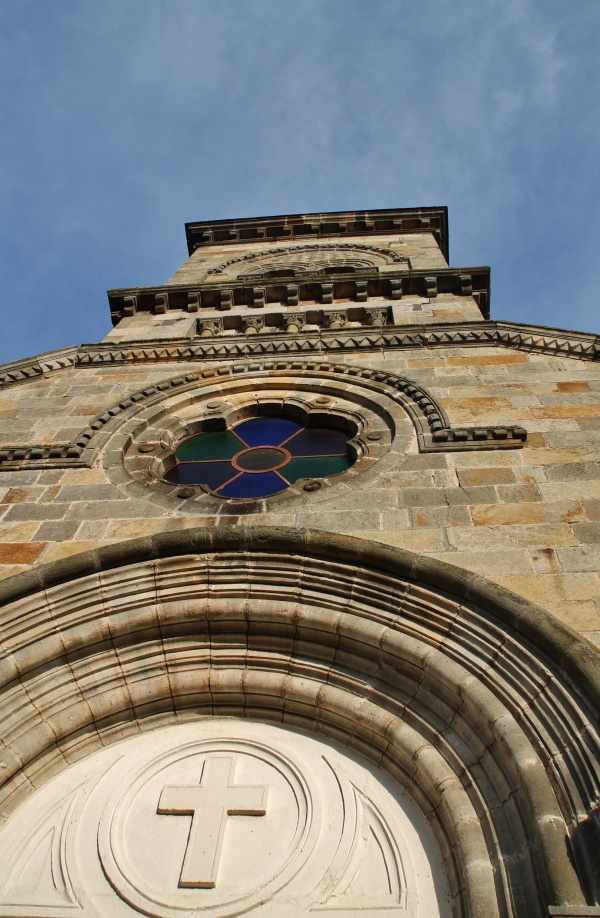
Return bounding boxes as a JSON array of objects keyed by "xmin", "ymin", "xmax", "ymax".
[{"xmin": 0, "ymin": 529, "xmax": 598, "ymax": 917}]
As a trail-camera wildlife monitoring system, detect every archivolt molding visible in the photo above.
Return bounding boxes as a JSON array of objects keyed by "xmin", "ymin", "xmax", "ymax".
[
  {"xmin": 0, "ymin": 359, "xmax": 526, "ymax": 475},
  {"xmin": 206, "ymin": 242, "xmax": 407, "ymax": 277},
  {"xmin": 0, "ymin": 529, "xmax": 598, "ymax": 917}
]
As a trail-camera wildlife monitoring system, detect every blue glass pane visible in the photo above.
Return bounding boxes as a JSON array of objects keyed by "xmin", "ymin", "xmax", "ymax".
[
  {"xmin": 164, "ymin": 461, "xmax": 236, "ymax": 488},
  {"xmin": 218, "ymin": 471, "xmax": 288, "ymax": 498},
  {"xmin": 286, "ymin": 427, "xmax": 349, "ymax": 457},
  {"xmin": 233, "ymin": 417, "xmax": 302, "ymax": 448}
]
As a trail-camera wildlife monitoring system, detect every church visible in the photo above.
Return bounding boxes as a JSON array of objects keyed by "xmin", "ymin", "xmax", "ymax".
[{"xmin": 0, "ymin": 207, "xmax": 598, "ymax": 917}]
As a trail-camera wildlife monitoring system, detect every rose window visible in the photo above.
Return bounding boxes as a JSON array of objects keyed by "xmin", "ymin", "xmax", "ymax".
[{"xmin": 163, "ymin": 416, "xmax": 354, "ymax": 498}]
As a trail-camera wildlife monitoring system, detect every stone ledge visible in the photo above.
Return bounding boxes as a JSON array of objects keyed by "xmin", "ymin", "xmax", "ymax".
[
  {"xmin": 548, "ymin": 909, "xmax": 600, "ymax": 916},
  {"xmin": 106, "ymin": 265, "xmax": 491, "ymax": 324},
  {"xmin": 0, "ymin": 321, "xmax": 598, "ymax": 396},
  {"xmin": 184, "ymin": 206, "xmax": 450, "ymax": 259}
]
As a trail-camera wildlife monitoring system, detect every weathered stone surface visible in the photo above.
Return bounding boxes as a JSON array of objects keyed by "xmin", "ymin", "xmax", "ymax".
[
  {"xmin": 0, "ymin": 542, "xmax": 46, "ymax": 564},
  {"xmin": 1, "ymin": 209, "xmax": 600, "ymax": 915}
]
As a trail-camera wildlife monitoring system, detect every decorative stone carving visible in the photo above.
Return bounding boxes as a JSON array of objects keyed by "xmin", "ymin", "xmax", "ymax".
[
  {"xmin": 206, "ymin": 243, "xmax": 407, "ymax": 279},
  {"xmin": 198, "ymin": 318, "xmax": 224, "ymax": 338},
  {"xmin": 242, "ymin": 315, "xmax": 264, "ymax": 335},
  {"xmin": 0, "ymin": 721, "xmax": 449, "ymax": 917},
  {"xmin": 186, "ymin": 208, "xmax": 448, "ymax": 256},
  {"xmin": 0, "ymin": 359, "xmax": 529, "ymax": 474},
  {"xmin": 0, "ymin": 531, "xmax": 598, "ymax": 913},
  {"xmin": 364, "ymin": 306, "xmax": 388, "ymax": 326},
  {"xmin": 283, "ymin": 313, "xmax": 305, "ymax": 333},
  {"xmin": 323, "ymin": 311, "xmax": 347, "ymax": 329}
]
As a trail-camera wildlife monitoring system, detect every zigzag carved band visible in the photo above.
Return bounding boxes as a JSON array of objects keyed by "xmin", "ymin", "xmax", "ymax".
[{"xmin": 0, "ymin": 321, "xmax": 597, "ymax": 395}]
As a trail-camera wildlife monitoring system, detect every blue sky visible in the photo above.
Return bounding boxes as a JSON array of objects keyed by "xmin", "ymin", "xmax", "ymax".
[{"xmin": 1, "ymin": 0, "xmax": 599, "ymax": 364}]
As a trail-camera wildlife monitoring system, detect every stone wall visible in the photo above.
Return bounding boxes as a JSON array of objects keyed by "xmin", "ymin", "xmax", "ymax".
[{"xmin": 0, "ymin": 342, "xmax": 598, "ymax": 647}]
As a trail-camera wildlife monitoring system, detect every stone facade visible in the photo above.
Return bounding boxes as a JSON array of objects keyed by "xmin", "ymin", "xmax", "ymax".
[{"xmin": 0, "ymin": 208, "xmax": 598, "ymax": 917}]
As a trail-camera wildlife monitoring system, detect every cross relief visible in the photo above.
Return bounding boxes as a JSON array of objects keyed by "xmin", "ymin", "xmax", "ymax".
[{"xmin": 157, "ymin": 755, "xmax": 268, "ymax": 889}]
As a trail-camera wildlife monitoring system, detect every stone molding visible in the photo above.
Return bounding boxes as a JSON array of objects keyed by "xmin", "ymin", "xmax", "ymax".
[
  {"xmin": 0, "ymin": 528, "xmax": 598, "ymax": 916},
  {"xmin": 0, "ymin": 360, "xmax": 527, "ymax": 473},
  {"xmin": 0, "ymin": 720, "xmax": 449, "ymax": 915},
  {"xmin": 0, "ymin": 321, "xmax": 597, "ymax": 398},
  {"xmin": 107, "ymin": 265, "xmax": 490, "ymax": 323},
  {"xmin": 184, "ymin": 206, "xmax": 449, "ymax": 259},
  {"xmin": 205, "ymin": 241, "xmax": 408, "ymax": 276}
]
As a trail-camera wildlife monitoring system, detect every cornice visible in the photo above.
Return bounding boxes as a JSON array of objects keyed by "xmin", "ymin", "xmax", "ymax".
[
  {"xmin": 0, "ymin": 321, "xmax": 598, "ymax": 396},
  {"xmin": 184, "ymin": 207, "xmax": 449, "ymax": 260},
  {"xmin": 107, "ymin": 265, "xmax": 491, "ymax": 324},
  {"xmin": 0, "ymin": 346, "xmax": 79, "ymax": 386}
]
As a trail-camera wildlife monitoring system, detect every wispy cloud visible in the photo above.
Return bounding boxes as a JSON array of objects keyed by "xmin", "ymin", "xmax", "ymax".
[{"xmin": 0, "ymin": 0, "xmax": 598, "ymax": 362}]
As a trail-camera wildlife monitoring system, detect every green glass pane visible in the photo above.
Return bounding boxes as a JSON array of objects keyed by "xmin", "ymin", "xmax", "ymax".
[
  {"xmin": 281, "ymin": 455, "xmax": 350, "ymax": 484},
  {"xmin": 175, "ymin": 431, "xmax": 242, "ymax": 462}
]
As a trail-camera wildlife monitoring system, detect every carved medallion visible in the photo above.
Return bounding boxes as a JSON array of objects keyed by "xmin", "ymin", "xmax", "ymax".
[{"xmin": 0, "ymin": 722, "xmax": 450, "ymax": 917}]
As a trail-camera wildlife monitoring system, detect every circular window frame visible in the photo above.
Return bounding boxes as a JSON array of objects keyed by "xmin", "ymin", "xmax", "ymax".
[
  {"xmin": 101, "ymin": 360, "xmax": 422, "ymax": 511},
  {"xmin": 159, "ymin": 407, "xmax": 361, "ymax": 500}
]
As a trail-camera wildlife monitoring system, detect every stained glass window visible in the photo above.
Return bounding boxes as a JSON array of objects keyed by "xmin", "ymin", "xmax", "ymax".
[{"xmin": 163, "ymin": 415, "xmax": 354, "ymax": 498}]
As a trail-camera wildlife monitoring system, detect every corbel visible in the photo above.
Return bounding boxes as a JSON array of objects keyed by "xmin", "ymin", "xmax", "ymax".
[
  {"xmin": 353, "ymin": 219, "xmax": 375, "ymax": 232},
  {"xmin": 389, "ymin": 278, "xmax": 403, "ymax": 300},
  {"xmin": 473, "ymin": 290, "xmax": 489, "ymax": 313},
  {"xmin": 286, "ymin": 285, "xmax": 299, "ymax": 306},
  {"xmin": 424, "ymin": 276, "xmax": 438, "ymax": 298},
  {"xmin": 459, "ymin": 275, "xmax": 473, "ymax": 296},
  {"xmin": 320, "ymin": 283, "xmax": 334, "ymax": 305},
  {"xmin": 355, "ymin": 281, "xmax": 368, "ymax": 302},
  {"xmin": 122, "ymin": 295, "xmax": 138, "ymax": 317},
  {"xmin": 154, "ymin": 293, "xmax": 168, "ymax": 314},
  {"xmin": 187, "ymin": 292, "xmax": 201, "ymax": 312},
  {"xmin": 252, "ymin": 287, "xmax": 266, "ymax": 309},
  {"xmin": 219, "ymin": 289, "xmax": 234, "ymax": 311}
]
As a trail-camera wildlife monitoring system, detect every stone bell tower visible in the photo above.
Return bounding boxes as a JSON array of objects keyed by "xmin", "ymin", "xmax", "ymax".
[{"xmin": 0, "ymin": 208, "xmax": 598, "ymax": 917}]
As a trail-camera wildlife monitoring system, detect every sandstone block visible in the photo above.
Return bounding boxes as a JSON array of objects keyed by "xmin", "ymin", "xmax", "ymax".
[
  {"xmin": 0, "ymin": 542, "xmax": 46, "ymax": 564},
  {"xmin": 457, "ymin": 467, "xmax": 516, "ymax": 487},
  {"xmin": 571, "ymin": 522, "xmax": 600, "ymax": 544},
  {"xmin": 470, "ymin": 501, "xmax": 585, "ymax": 527}
]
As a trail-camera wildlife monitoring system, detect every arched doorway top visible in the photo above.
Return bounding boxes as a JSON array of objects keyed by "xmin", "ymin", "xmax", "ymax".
[
  {"xmin": 0, "ymin": 527, "xmax": 599, "ymax": 916},
  {"xmin": 0, "ymin": 526, "xmax": 597, "ymax": 708}
]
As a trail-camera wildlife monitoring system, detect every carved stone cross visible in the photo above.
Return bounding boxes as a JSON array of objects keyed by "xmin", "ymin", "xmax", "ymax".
[{"xmin": 157, "ymin": 755, "xmax": 268, "ymax": 889}]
